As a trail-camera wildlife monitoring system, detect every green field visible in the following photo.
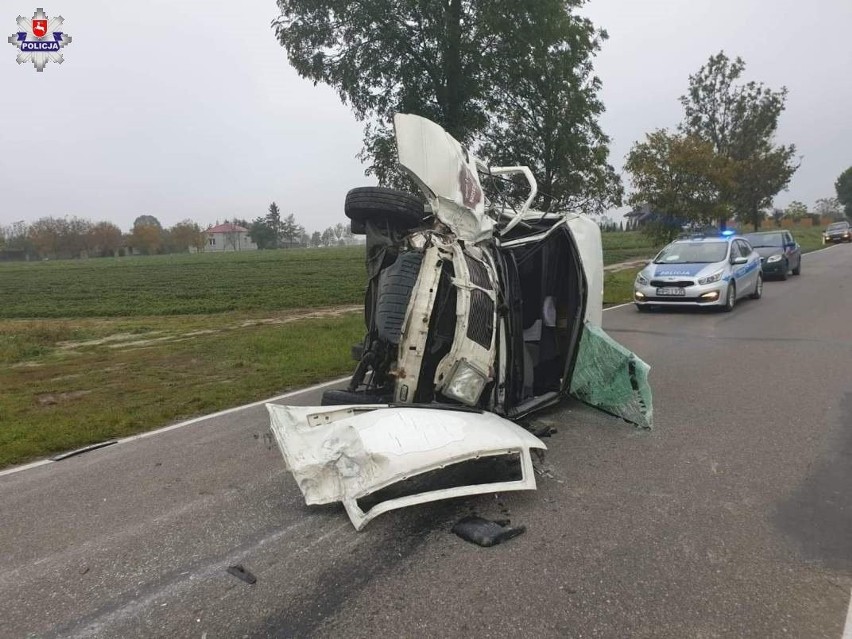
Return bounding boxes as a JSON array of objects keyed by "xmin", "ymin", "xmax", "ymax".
[
  {"xmin": 0, "ymin": 246, "xmax": 372, "ymax": 467},
  {"xmin": 600, "ymin": 231, "xmax": 660, "ymax": 265},
  {"xmin": 0, "ymin": 246, "xmax": 367, "ymax": 318}
]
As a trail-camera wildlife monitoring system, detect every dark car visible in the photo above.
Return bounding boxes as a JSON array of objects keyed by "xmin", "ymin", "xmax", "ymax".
[
  {"xmin": 743, "ymin": 231, "xmax": 801, "ymax": 280},
  {"xmin": 823, "ymin": 220, "xmax": 851, "ymax": 243}
]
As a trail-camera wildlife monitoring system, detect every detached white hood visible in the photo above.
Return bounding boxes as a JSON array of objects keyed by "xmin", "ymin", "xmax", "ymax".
[{"xmin": 267, "ymin": 404, "xmax": 545, "ymax": 530}]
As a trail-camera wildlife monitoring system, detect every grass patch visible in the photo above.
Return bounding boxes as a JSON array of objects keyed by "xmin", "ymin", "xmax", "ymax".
[
  {"xmin": 604, "ymin": 268, "xmax": 644, "ymax": 306},
  {"xmin": 601, "ymin": 231, "xmax": 659, "ymax": 266},
  {"xmin": 0, "ymin": 310, "xmax": 364, "ymax": 467}
]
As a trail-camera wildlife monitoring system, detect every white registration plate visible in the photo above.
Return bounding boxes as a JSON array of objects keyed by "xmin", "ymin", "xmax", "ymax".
[{"xmin": 656, "ymin": 287, "xmax": 686, "ymax": 296}]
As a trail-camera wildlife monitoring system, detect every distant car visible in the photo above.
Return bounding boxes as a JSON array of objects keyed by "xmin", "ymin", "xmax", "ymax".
[
  {"xmin": 634, "ymin": 233, "xmax": 762, "ymax": 312},
  {"xmin": 823, "ymin": 221, "xmax": 851, "ymax": 243},
  {"xmin": 742, "ymin": 231, "xmax": 801, "ymax": 280}
]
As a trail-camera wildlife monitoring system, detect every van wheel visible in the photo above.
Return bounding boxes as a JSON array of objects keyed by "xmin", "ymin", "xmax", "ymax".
[{"xmin": 344, "ymin": 187, "xmax": 425, "ymax": 231}]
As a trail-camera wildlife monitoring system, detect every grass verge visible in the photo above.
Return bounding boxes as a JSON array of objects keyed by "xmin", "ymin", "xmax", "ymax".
[{"xmin": 0, "ymin": 309, "xmax": 364, "ymax": 467}]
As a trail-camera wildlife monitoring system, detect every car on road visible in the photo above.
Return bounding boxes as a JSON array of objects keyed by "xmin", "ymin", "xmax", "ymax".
[
  {"xmin": 633, "ymin": 234, "xmax": 762, "ymax": 312},
  {"xmin": 823, "ymin": 220, "xmax": 851, "ymax": 243},
  {"xmin": 267, "ymin": 113, "xmax": 654, "ymax": 529},
  {"xmin": 742, "ymin": 230, "xmax": 801, "ymax": 280}
]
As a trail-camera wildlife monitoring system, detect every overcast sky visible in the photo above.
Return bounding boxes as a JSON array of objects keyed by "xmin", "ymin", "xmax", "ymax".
[{"xmin": 2, "ymin": 0, "xmax": 850, "ymax": 232}]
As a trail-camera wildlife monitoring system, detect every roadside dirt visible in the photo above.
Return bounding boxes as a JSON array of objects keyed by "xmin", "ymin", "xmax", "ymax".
[{"xmin": 53, "ymin": 305, "xmax": 363, "ymax": 352}]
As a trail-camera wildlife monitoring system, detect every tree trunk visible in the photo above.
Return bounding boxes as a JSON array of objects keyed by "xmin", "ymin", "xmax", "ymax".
[{"xmin": 443, "ymin": 0, "xmax": 463, "ymax": 140}]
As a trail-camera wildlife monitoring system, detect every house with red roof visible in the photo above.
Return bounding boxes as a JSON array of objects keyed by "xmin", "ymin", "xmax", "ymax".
[{"xmin": 202, "ymin": 223, "xmax": 257, "ymax": 252}]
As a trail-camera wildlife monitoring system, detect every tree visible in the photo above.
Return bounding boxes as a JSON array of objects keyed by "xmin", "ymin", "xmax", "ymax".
[
  {"xmin": 168, "ymin": 220, "xmax": 203, "ymax": 253},
  {"xmin": 265, "ymin": 202, "xmax": 281, "ymax": 246},
  {"xmin": 733, "ymin": 147, "xmax": 798, "ymax": 230},
  {"xmin": 88, "ymin": 221, "xmax": 123, "ymax": 256},
  {"xmin": 814, "ymin": 197, "xmax": 844, "ymax": 222},
  {"xmin": 310, "ymin": 231, "xmax": 321, "ymax": 247},
  {"xmin": 784, "ymin": 201, "xmax": 808, "ymax": 222},
  {"xmin": 132, "ymin": 225, "xmax": 162, "ymax": 254},
  {"xmin": 248, "ymin": 217, "xmax": 277, "ymax": 249},
  {"xmin": 479, "ymin": 7, "xmax": 621, "ymax": 213},
  {"xmin": 280, "ymin": 213, "xmax": 302, "ymax": 247},
  {"xmin": 625, "ymin": 130, "xmax": 730, "ymax": 243},
  {"xmin": 133, "ymin": 215, "xmax": 162, "ymax": 230},
  {"xmin": 28, "ymin": 217, "xmax": 64, "ymax": 258},
  {"xmin": 836, "ymin": 167, "xmax": 852, "ymax": 219},
  {"xmin": 274, "ymin": 0, "xmax": 615, "ymax": 193},
  {"xmin": 680, "ymin": 52, "xmax": 797, "ymax": 229}
]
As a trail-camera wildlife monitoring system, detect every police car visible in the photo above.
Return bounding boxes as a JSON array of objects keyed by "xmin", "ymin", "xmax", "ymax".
[{"xmin": 633, "ymin": 232, "xmax": 763, "ymax": 312}]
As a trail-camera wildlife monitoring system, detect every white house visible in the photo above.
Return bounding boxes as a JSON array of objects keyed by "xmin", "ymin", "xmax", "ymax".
[{"xmin": 202, "ymin": 223, "xmax": 257, "ymax": 252}]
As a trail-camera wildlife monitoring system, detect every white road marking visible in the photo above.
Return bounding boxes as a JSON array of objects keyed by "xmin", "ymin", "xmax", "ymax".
[
  {"xmin": 603, "ymin": 301, "xmax": 634, "ymax": 312},
  {"xmin": 115, "ymin": 376, "xmax": 349, "ymax": 445},
  {"xmin": 842, "ymin": 589, "xmax": 852, "ymax": 639},
  {"xmin": 0, "ymin": 459, "xmax": 53, "ymax": 478},
  {"xmin": 1, "ymin": 243, "xmax": 841, "ymax": 478},
  {"xmin": 0, "ymin": 376, "xmax": 348, "ymax": 478}
]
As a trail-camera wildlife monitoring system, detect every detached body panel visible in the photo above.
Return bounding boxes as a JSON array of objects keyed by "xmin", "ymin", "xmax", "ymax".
[{"xmin": 267, "ymin": 404, "xmax": 545, "ymax": 530}]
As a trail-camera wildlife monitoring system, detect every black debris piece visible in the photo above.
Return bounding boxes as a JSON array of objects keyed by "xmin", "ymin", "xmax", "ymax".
[
  {"xmin": 452, "ymin": 516, "xmax": 526, "ymax": 547},
  {"xmin": 531, "ymin": 425, "xmax": 558, "ymax": 438},
  {"xmin": 227, "ymin": 565, "xmax": 257, "ymax": 585},
  {"xmin": 50, "ymin": 440, "xmax": 118, "ymax": 461}
]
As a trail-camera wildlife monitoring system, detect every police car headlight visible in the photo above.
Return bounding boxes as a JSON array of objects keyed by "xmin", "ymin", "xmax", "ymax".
[
  {"xmin": 636, "ymin": 273, "xmax": 648, "ymax": 286},
  {"xmin": 442, "ymin": 360, "xmax": 488, "ymax": 406},
  {"xmin": 698, "ymin": 270, "xmax": 723, "ymax": 285},
  {"xmin": 766, "ymin": 254, "xmax": 782, "ymax": 263}
]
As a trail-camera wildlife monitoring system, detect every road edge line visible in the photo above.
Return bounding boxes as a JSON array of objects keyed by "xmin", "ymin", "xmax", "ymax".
[
  {"xmin": 0, "ymin": 376, "xmax": 350, "ymax": 478},
  {"xmin": 842, "ymin": 589, "xmax": 852, "ymax": 639}
]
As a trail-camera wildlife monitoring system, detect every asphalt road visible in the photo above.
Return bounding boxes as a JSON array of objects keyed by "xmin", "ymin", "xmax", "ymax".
[{"xmin": 2, "ymin": 246, "xmax": 851, "ymax": 638}]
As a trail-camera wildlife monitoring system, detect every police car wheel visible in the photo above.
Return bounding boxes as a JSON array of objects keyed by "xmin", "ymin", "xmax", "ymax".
[
  {"xmin": 750, "ymin": 273, "xmax": 763, "ymax": 299},
  {"xmin": 723, "ymin": 283, "xmax": 736, "ymax": 312}
]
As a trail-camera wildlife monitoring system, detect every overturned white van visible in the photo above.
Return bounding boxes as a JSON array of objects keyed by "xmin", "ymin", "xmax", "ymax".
[{"xmin": 268, "ymin": 114, "xmax": 652, "ymax": 529}]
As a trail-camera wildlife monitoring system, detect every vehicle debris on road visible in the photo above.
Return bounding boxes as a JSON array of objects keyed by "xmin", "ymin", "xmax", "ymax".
[
  {"xmin": 267, "ymin": 113, "xmax": 653, "ymax": 530},
  {"xmin": 452, "ymin": 515, "xmax": 526, "ymax": 547},
  {"xmin": 226, "ymin": 565, "xmax": 257, "ymax": 585}
]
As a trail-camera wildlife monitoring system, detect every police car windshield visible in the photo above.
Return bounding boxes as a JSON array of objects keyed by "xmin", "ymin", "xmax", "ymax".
[
  {"xmin": 654, "ymin": 241, "xmax": 728, "ymax": 264},
  {"xmin": 744, "ymin": 233, "xmax": 783, "ymax": 247}
]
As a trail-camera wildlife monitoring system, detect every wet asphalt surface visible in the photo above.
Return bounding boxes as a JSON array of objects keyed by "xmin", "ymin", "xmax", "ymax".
[{"xmin": 1, "ymin": 246, "xmax": 850, "ymax": 638}]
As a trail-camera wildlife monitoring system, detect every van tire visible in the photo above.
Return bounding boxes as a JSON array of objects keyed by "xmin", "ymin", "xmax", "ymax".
[{"xmin": 344, "ymin": 187, "xmax": 425, "ymax": 230}]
